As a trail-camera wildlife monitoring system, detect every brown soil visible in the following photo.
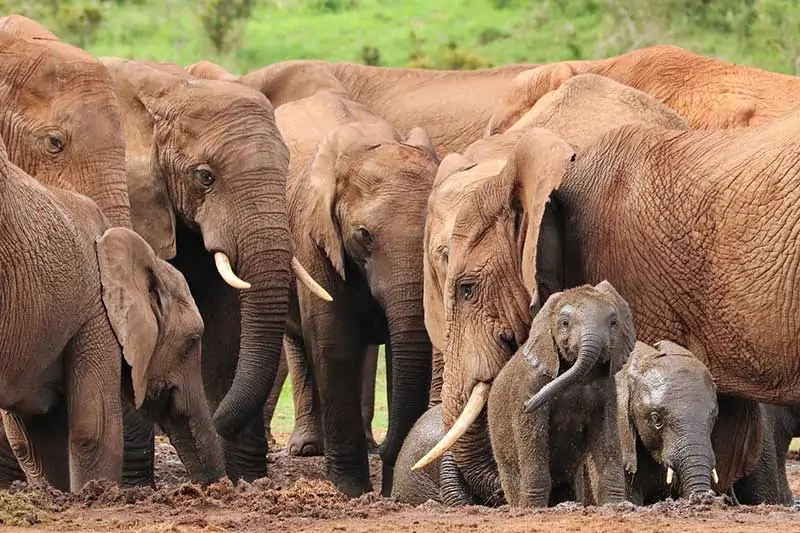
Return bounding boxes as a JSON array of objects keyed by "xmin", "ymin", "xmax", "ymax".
[{"xmin": 1, "ymin": 436, "xmax": 799, "ymax": 532}]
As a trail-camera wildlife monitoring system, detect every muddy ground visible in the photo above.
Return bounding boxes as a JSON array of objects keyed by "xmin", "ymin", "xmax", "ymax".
[{"xmin": 0, "ymin": 436, "xmax": 799, "ymax": 532}]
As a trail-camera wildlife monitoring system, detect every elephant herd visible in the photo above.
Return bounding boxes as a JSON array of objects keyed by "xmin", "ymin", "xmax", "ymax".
[{"xmin": 1, "ymin": 13, "xmax": 799, "ymax": 511}]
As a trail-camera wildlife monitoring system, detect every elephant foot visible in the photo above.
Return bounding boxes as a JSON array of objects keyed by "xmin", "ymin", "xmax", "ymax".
[
  {"xmin": 287, "ymin": 424, "xmax": 324, "ymax": 457},
  {"xmin": 223, "ymin": 417, "xmax": 268, "ymax": 483},
  {"xmin": 328, "ymin": 465, "xmax": 373, "ymax": 498}
]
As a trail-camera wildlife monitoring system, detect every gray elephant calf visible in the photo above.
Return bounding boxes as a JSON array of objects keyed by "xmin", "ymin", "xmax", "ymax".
[
  {"xmin": 487, "ymin": 281, "xmax": 634, "ymax": 507},
  {"xmin": 616, "ymin": 340, "xmax": 765, "ymax": 504}
]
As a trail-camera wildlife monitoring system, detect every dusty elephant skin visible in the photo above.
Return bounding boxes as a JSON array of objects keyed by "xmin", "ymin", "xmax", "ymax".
[
  {"xmin": 0, "ymin": 137, "xmax": 123, "ymax": 492},
  {"xmin": 101, "ymin": 58, "xmax": 305, "ymax": 485},
  {"xmin": 488, "ymin": 282, "xmax": 632, "ymax": 508},
  {"xmin": 487, "ymin": 44, "xmax": 800, "ymax": 136},
  {"xmin": 617, "ymin": 341, "xmax": 722, "ymax": 504},
  {"xmin": 414, "ymin": 74, "xmax": 689, "ymax": 506},
  {"xmin": 391, "ymin": 404, "xmax": 446, "ymax": 505},
  {"xmin": 240, "ymin": 60, "xmax": 540, "ymax": 155},
  {"xmin": 275, "ymin": 91, "xmax": 439, "ymax": 497}
]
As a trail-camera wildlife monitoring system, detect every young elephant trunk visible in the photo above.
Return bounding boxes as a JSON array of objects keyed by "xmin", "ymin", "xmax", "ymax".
[
  {"xmin": 671, "ymin": 441, "xmax": 716, "ymax": 497},
  {"xmin": 524, "ymin": 333, "xmax": 604, "ymax": 412}
]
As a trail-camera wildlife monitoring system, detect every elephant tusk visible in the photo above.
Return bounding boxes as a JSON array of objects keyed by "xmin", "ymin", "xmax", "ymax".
[
  {"xmin": 291, "ymin": 256, "xmax": 333, "ymax": 302},
  {"xmin": 666, "ymin": 466, "xmax": 674, "ymax": 485},
  {"xmin": 411, "ymin": 382, "xmax": 491, "ymax": 472},
  {"xmin": 214, "ymin": 252, "xmax": 251, "ymax": 289},
  {"xmin": 712, "ymin": 468, "xmax": 719, "ymax": 484}
]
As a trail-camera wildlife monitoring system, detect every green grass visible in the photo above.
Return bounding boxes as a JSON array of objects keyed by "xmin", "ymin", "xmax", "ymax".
[
  {"xmin": 56, "ymin": 0, "xmax": 800, "ymax": 77},
  {"xmin": 270, "ymin": 346, "xmax": 389, "ymax": 438}
]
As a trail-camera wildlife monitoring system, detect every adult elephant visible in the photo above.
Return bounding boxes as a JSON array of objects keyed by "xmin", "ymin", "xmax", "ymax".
[
  {"xmin": 240, "ymin": 60, "xmax": 539, "ymax": 154},
  {"xmin": 277, "ymin": 90, "xmax": 439, "ymax": 497},
  {"xmin": 100, "ymin": 58, "xmax": 330, "ymax": 484},
  {"xmin": 186, "ymin": 60, "xmax": 384, "ymax": 456},
  {"xmin": 487, "ymin": 44, "xmax": 800, "ymax": 136},
  {"xmin": 417, "ymin": 73, "xmax": 786, "ymax": 501},
  {"xmin": 414, "ymin": 74, "xmax": 691, "ymax": 504}
]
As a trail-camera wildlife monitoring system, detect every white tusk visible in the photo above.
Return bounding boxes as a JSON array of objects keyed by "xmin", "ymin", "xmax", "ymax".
[
  {"xmin": 666, "ymin": 466, "xmax": 674, "ymax": 485},
  {"xmin": 291, "ymin": 256, "xmax": 333, "ymax": 302},
  {"xmin": 411, "ymin": 382, "xmax": 491, "ymax": 471},
  {"xmin": 214, "ymin": 252, "xmax": 251, "ymax": 289},
  {"xmin": 712, "ymin": 468, "xmax": 719, "ymax": 484}
]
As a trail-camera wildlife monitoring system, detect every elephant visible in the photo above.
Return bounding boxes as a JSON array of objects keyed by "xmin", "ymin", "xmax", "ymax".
[
  {"xmin": 487, "ymin": 281, "xmax": 632, "ymax": 507},
  {"xmin": 732, "ymin": 404, "xmax": 800, "ymax": 505},
  {"xmin": 239, "ymin": 60, "xmax": 541, "ymax": 154},
  {"xmin": 391, "ymin": 404, "xmax": 446, "ymax": 505},
  {"xmin": 415, "ymin": 74, "xmax": 689, "ymax": 505},
  {"xmin": 0, "ymin": 16, "xmax": 130, "ymax": 228},
  {"xmin": 0, "ymin": 138, "xmax": 125, "ymax": 492},
  {"xmin": 275, "ymin": 90, "xmax": 440, "ymax": 496},
  {"xmin": 99, "ymin": 58, "xmax": 330, "ymax": 485},
  {"xmin": 616, "ymin": 340, "xmax": 764, "ymax": 504},
  {"xmin": 487, "ymin": 44, "xmax": 800, "ymax": 136},
  {"xmin": 2, "ymin": 224, "xmax": 226, "ymax": 489}
]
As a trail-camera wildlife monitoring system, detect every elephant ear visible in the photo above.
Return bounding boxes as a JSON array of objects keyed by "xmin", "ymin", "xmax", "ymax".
[
  {"xmin": 615, "ymin": 341, "xmax": 654, "ymax": 475},
  {"xmin": 433, "ymin": 153, "xmax": 476, "ymax": 190},
  {"xmin": 241, "ymin": 61, "xmax": 347, "ymax": 108},
  {"xmin": 711, "ymin": 395, "xmax": 764, "ymax": 492},
  {"xmin": 402, "ymin": 127, "xmax": 439, "ymax": 163},
  {"xmin": 487, "ymin": 63, "xmax": 578, "ymax": 136},
  {"xmin": 96, "ymin": 227, "xmax": 164, "ymax": 409},
  {"xmin": 185, "ymin": 60, "xmax": 238, "ymax": 82},
  {"xmin": 501, "ymin": 127, "xmax": 576, "ymax": 298},
  {"xmin": 594, "ymin": 280, "xmax": 636, "ymax": 374},
  {"xmin": 304, "ymin": 121, "xmax": 400, "ymax": 279},
  {"xmin": 520, "ymin": 291, "xmax": 564, "ymax": 379},
  {"xmin": 102, "ymin": 58, "xmax": 179, "ymax": 260}
]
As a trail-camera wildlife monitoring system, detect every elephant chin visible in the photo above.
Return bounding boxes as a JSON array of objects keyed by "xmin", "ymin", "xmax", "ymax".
[{"xmin": 412, "ymin": 382, "xmax": 491, "ymax": 471}]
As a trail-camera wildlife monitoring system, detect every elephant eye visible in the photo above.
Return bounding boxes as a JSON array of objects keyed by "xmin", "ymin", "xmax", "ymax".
[
  {"xmin": 357, "ymin": 225, "xmax": 373, "ymax": 246},
  {"xmin": 650, "ymin": 411, "xmax": 664, "ymax": 430},
  {"xmin": 193, "ymin": 165, "xmax": 215, "ymax": 187},
  {"xmin": 458, "ymin": 280, "xmax": 477, "ymax": 301},
  {"xmin": 559, "ymin": 317, "xmax": 570, "ymax": 328},
  {"xmin": 44, "ymin": 131, "xmax": 65, "ymax": 154},
  {"xmin": 184, "ymin": 334, "xmax": 201, "ymax": 357}
]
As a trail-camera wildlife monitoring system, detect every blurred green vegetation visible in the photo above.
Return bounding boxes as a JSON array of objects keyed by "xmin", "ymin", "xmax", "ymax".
[{"xmin": 1, "ymin": 0, "xmax": 798, "ymax": 76}]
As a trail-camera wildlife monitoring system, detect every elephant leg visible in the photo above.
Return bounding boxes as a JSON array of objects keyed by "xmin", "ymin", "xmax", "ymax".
[
  {"xmin": 122, "ymin": 402, "xmax": 155, "ymax": 487},
  {"xmin": 516, "ymin": 413, "xmax": 551, "ymax": 508},
  {"xmin": 223, "ymin": 411, "xmax": 267, "ymax": 483},
  {"xmin": 0, "ymin": 418, "xmax": 26, "ymax": 488},
  {"xmin": 263, "ymin": 347, "xmax": 289, "ymax": 451},
  {"xmin": 65, "ymin": 314, "xmax": 123, "ymax": 491},
  {"xmin": 312, "ymin": 335, "xmax": 372, "ymax": 497},
  {"xmin": 360, "ymin": 344, "xmax": 378, "ymax": 451},
  {"xmin": 286, "ymin": 333, "xmax": 324, "ymax": 457},
  {"xmin": 3, "ymin": 406, "xmax": 70, "ymax": 490}
]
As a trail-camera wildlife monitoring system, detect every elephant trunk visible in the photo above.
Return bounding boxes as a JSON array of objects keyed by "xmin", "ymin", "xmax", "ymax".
[
  {"xmin": 450, "ymin": 411, "xmax": 504, "ymax": 505},
  {"xmin": 379, "ymin": 294, "xmax": 432, "ymax": 496},
  {"xmin": 524, "ymin": 332, "xmax": 604, "ymax": 412},
  {"xmin": 162, "ymin": 382, "xmax": 226, "ymax": 485},
  {"xmin": 671, "ymin": 440, "xmax": 715, "ymax": 497},
  {"xmin": 211, "ymin": 185, "xmax": 292, "ymax": 440}
]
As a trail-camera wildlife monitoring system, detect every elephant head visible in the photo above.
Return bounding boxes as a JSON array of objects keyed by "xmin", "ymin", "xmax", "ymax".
[
  {"xmin": 96, "ymin": 227, "xmax": 225, "ymax": 484},
  {"xmin": 521, "ymin": 280, "xmax": 635, "ymax": 411},
  {"xmin": 185, "ymin": 60, "xmax": 239, "ymax": 82},
  {"xmin": 617, "ymin": 340, "xmax": 763, "ymax": 499},
  {"xmin": 0, "ymin": 17, "xmax": 130, "ymax": 227},
  {"xmin": 100, "ymin": 58, "xmax": 330, "ymax": 440}
]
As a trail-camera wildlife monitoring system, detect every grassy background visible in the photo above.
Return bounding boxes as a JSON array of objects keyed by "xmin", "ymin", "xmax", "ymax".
[{"xmin": 10, "ymin": 0, "xmax": 799, "ymax": 440}]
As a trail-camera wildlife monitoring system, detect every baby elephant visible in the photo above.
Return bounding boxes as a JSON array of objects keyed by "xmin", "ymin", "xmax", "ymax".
[
  {"xmin": 488, "ymin": 281, "xmax": 635, "ymax": 507},
  {"xmin": 616, "ymin": 340, "xmax": 764, "ymax": 504}
]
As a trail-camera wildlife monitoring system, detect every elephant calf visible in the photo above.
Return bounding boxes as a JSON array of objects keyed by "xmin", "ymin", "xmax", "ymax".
[
  {"xmin": 616, "ymin": 340, "xmax": 765, "ymax": 504},
  {"xmin": 487, "ymin": 281, "xmax": 634, "ymax": 507}
]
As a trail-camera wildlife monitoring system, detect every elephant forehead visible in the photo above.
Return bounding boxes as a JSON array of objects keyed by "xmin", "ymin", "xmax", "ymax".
[{"xmin": 640, "ymin": 364, "xmax": 717, "ymax": 406}]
